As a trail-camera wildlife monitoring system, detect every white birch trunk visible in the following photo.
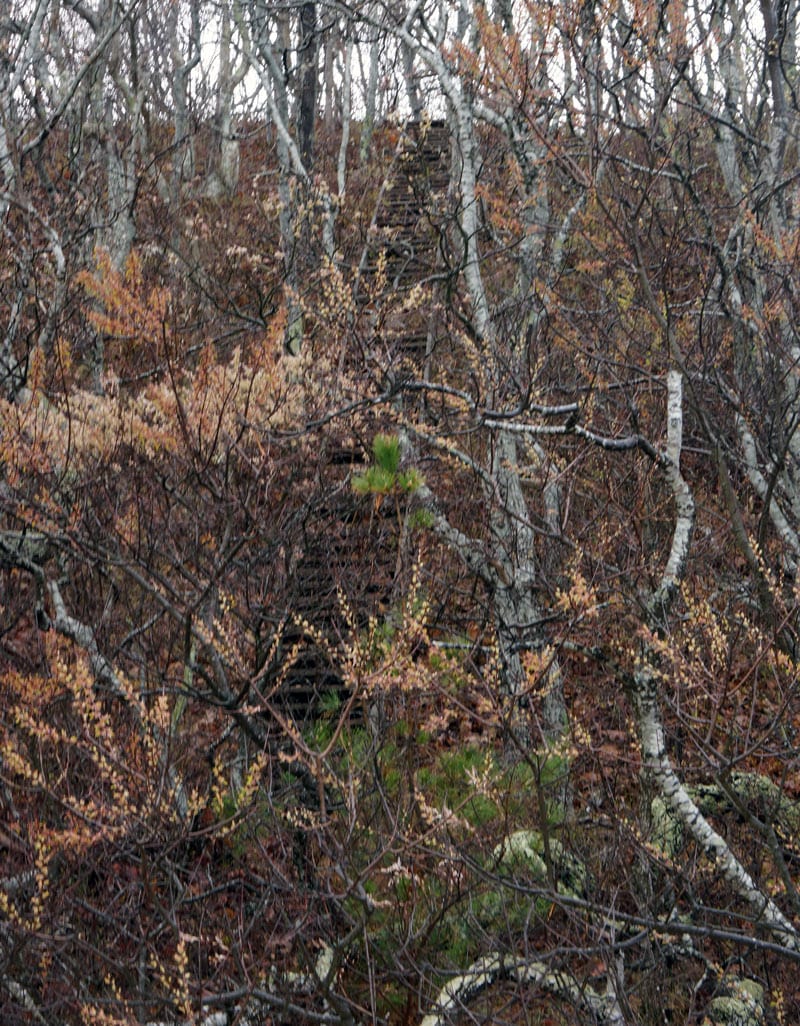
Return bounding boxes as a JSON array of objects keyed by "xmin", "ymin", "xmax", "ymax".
[
  {"xmin": 635, "ymin": 664, "xmax": 800, "ymax": 950},
  {"xmin": 420, "ymin": 952, "xmax": 624, "ymax": 1026},
  {"xmin": 235, "ymin": 0, "xmax": 313, "ymax": 354},
  {"xmin": 208, "ymin": 3, "xmax": 248, "ymax": 198},
  {"xmin": 633, "ymin": 371, "xmax": 800, "ymax": 951},
  {"xmin": 390, "ymin": 16, "xmax": 568, "ymax": 740}
]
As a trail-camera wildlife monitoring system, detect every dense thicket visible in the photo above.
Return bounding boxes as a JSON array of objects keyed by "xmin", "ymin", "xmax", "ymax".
[{"xmin": 2, "ymin": 2, "xmax": 800, "ymax": 1024}]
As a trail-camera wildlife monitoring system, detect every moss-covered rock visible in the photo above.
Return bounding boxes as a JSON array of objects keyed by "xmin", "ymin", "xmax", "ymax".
[
  {"xmin": 704, "ymin": 978, "xmax": 765, "ymax": 1026},
  {"xmin": 493, "ymin": 829, "xmax": 589, "ymax": 897}
]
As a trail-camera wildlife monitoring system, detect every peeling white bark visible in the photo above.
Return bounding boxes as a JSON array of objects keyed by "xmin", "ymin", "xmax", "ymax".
[
  {"xmin": 636, "ymin": 665, "xmax": 799, "ymax": 950},
  {"xmin": 647, "ymin": 370, "xmax": 694, "ymax": 618},
  {"xmin": 633, "ymin": 371, "xmax": 800, "ymax": 951},
  {"xmin": 420, "ymin": 952, "xmax": 624, "ymax": 1026}
]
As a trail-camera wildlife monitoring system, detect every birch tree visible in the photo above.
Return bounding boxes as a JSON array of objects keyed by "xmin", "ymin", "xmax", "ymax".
[{"xmin": 364, "ymin": 0, "xmax": 579, "ymax": 746}]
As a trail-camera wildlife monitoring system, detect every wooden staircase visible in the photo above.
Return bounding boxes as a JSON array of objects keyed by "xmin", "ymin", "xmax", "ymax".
[
  {"xmin": 270, "ymin": 122, "xmax": 454, "ymax": 727},
  {"xmin": 360, "ymin": 119, "xmax": 451, "ymax": 361}
]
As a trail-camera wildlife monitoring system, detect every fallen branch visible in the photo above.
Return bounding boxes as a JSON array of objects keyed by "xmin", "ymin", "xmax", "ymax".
[{"xmin": 420, "ymin": 952, "xmax": 624, "ymax": 1026}]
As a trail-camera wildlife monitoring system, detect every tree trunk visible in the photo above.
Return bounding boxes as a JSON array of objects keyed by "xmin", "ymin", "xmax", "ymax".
[{"xmin": 297, "ymin": 2, "xmax": 317, "ymax": 170}]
